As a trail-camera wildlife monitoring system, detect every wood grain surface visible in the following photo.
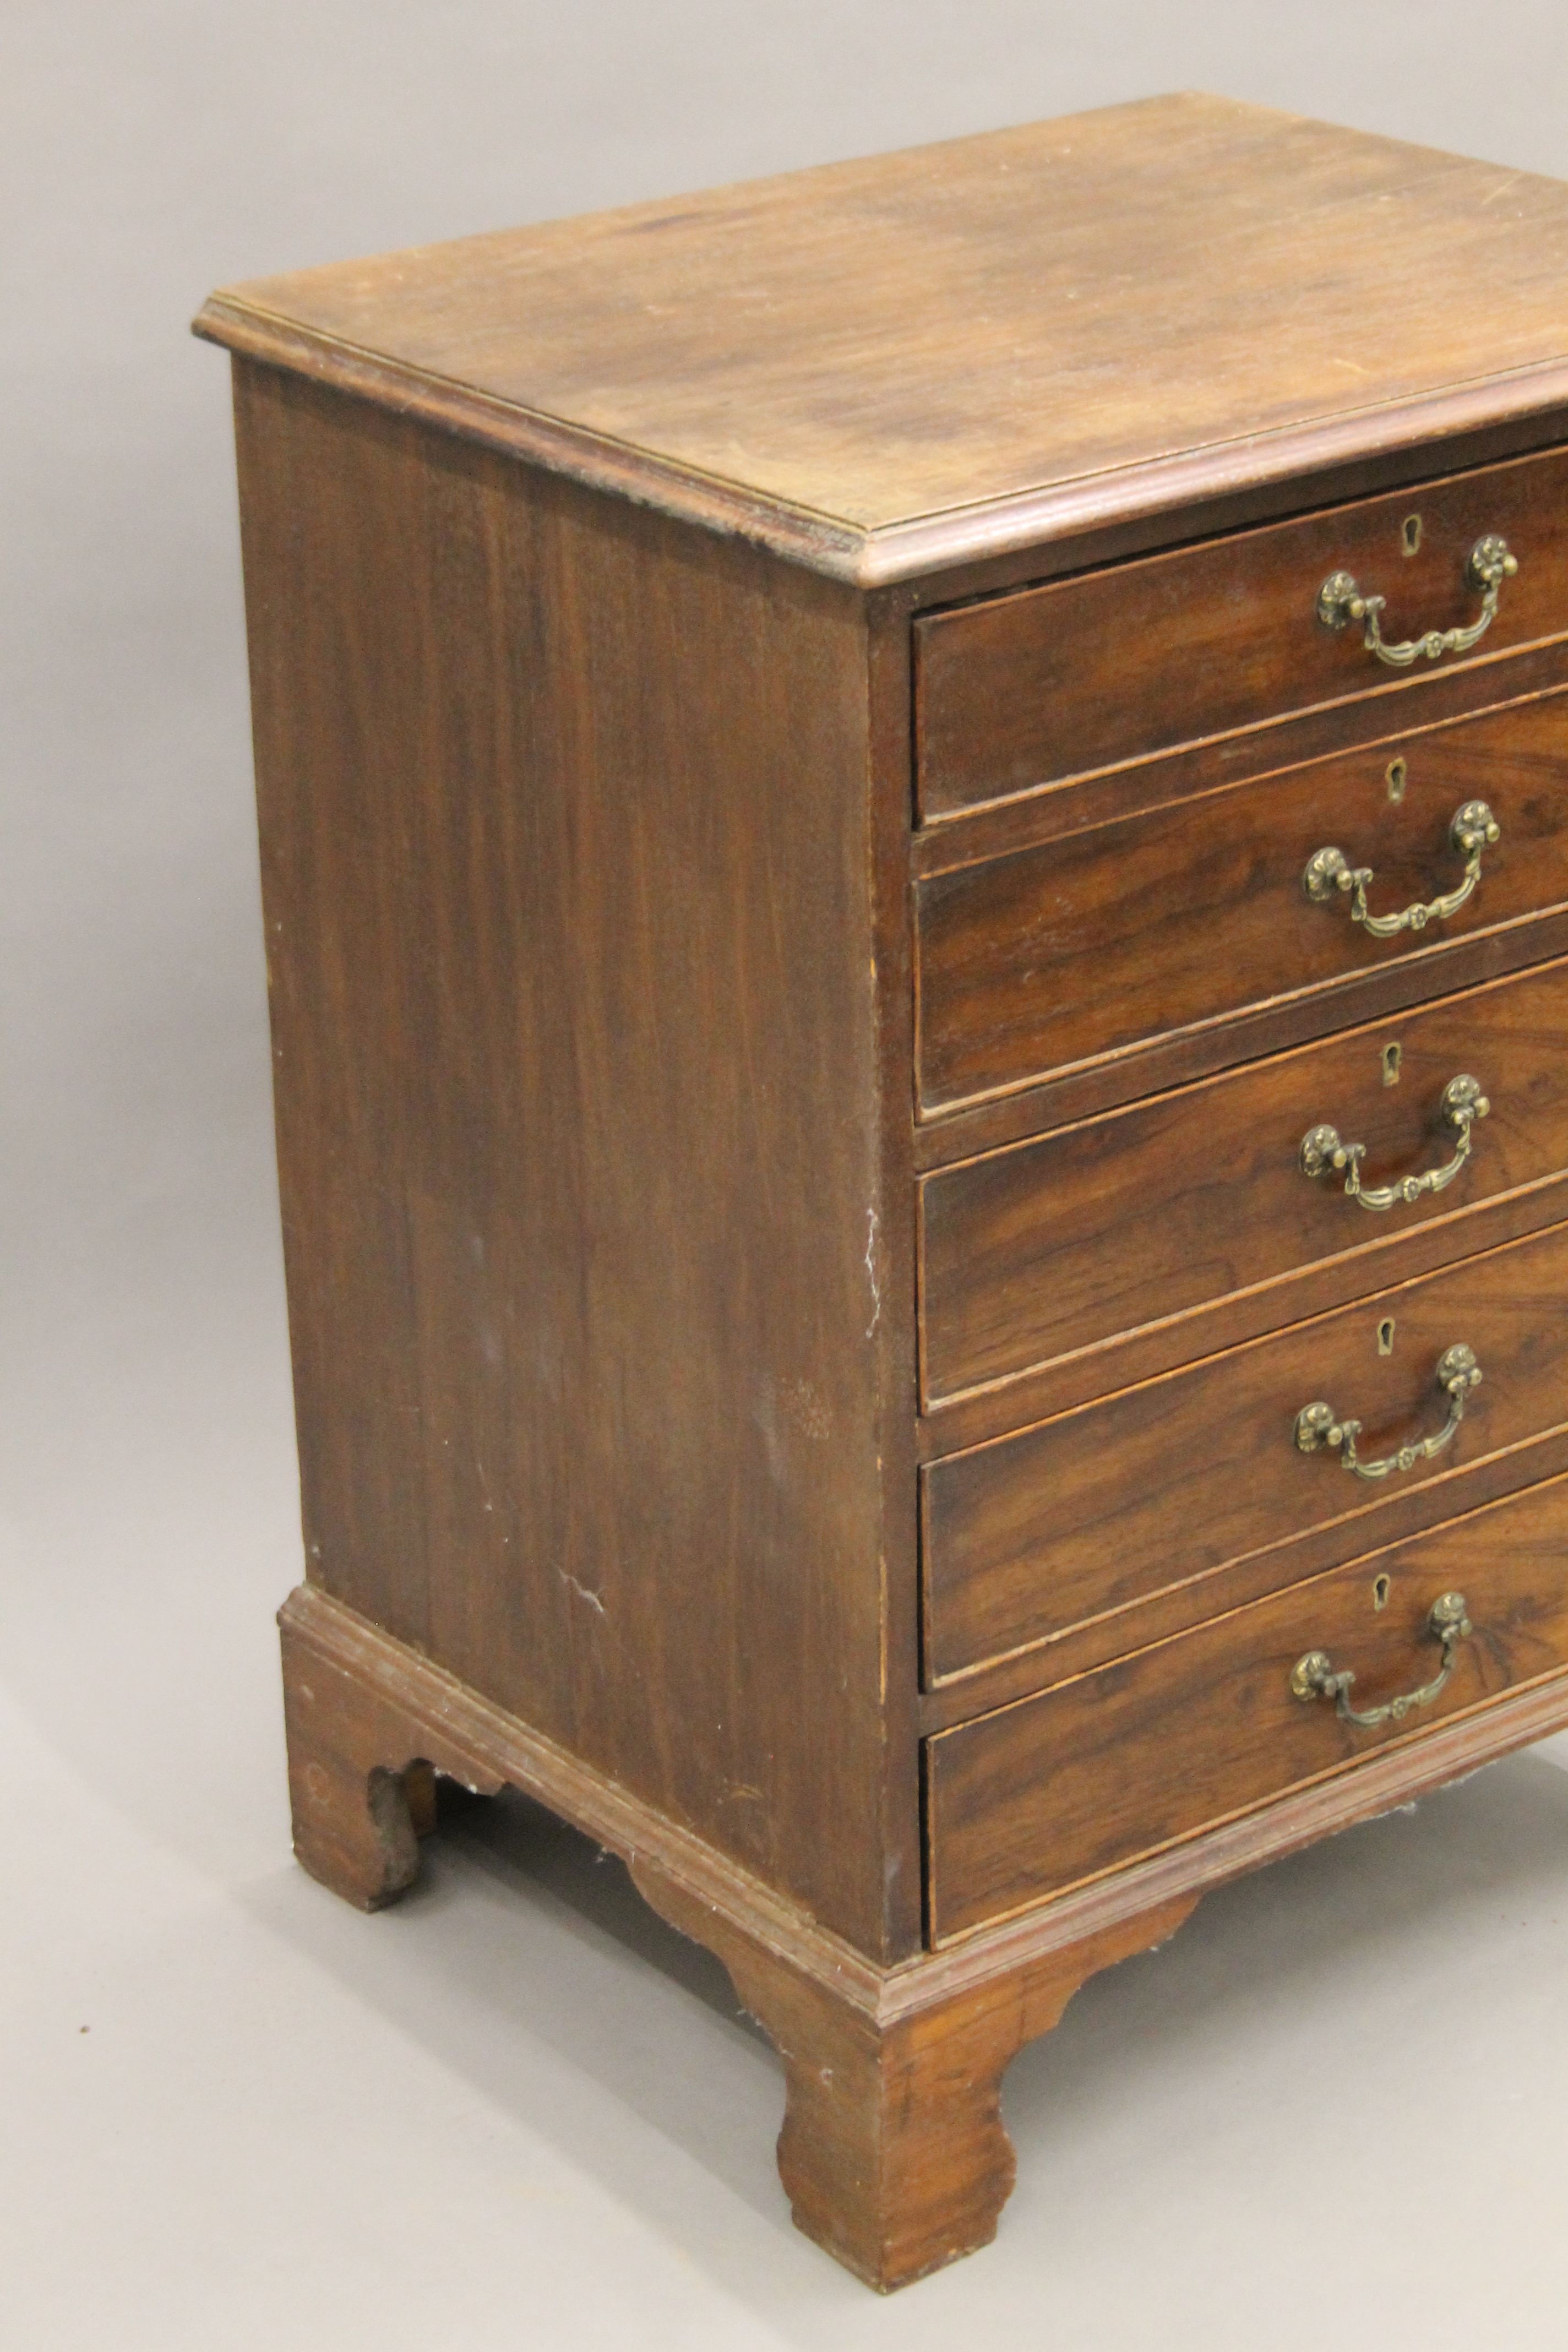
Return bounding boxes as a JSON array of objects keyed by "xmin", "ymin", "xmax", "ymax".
[
  {"xmin": 196, "ymin": 95, "xmax": 1568, "ymax": 582},
  {"xmin": 280, "ymin": 1581, "xmax": 1196, "ymax": 2290},
  {"xmin": 211, "ymin": 92, "xmax": 1568, "ymax": 2283},
  {"xmin": 925, "ymin": 1470, "xmax": 1568, "ymax": 1940},
  {"xmin": 280, "ymin": 1580, "xmax": 1568, "ymax": 2279},
  {"xmin": 917, "ymin": 688, "xmax": 1568, "ymax": 1112},
  {"xmin": 914, "ymin": 640, "xmax": 1568, "ymax": 879},
  {"xmin": 923, "ymin": 1217, "xmax": 1568, "ymax": 1687},
  {"xmin": 639, "ymin": 1862, "xmax": 1194, "ymax": 2291},
  {"xmin": 235, "ymin": 358, "xmax": 919, "ymax": 1958},
  {"xmin": 915, "ymin": 443, "xmax": 1568, "ymax": 816},
  {"xmin": 920, "ymin": 954, "xmax": 1568, "ymax": 1409},
  {"xmin": 277, "ymin": 1576, "xmax": 1568, "ymax": 2000}
]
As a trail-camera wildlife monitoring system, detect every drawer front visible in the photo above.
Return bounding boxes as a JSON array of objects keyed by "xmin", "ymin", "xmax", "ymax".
[
  {"xmin": 925, "ymin": 1471, "xmax": 1568, "ymax": 1942},
  {"xmin": 923, "ymin": 1218, "xmax": 1568, "ymax": 1687},
  {"xmin": 915, "ymin": 444, "xmax": 1568, "ymax": 820},
  {"xmin": 921, "ymin": 954, "xmax": 1568, "ymax": 1407},
  {"xmin": 917, "ymin": 690, "xmax": 1568, "ymax": 1115}
]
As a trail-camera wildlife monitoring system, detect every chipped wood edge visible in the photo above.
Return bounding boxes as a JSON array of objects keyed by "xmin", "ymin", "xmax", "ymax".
[
  {"xmin": 279, "ymin": 1582, "xmax": 1568, "ymax": 2019},
  {"xmin": 194, "ymin": 298, "xmax": 1568, "ymax": 589}
]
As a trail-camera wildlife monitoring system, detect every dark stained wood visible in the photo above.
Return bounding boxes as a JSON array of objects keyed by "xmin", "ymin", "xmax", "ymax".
[
  {"xmin": 911, "ymin": 1651, "xmax": 1568, "ymax": 1953},
  {"xmin": 235, "ymin": 358, "xmax": 919, "ymax": 1960},
  {"xmin": 914, "ymin": 640, "xmax": 1568, "ymax": 877},
  {"xmin": 920, "ymin": 955, "xmax": 1568, "ymax": 1409},
  {"xmin": 281, "ymin": 1580, "xmax": 1201, "ymax": 2290},
  {"xmin": 639, "ymin": 1861, "xmax": 1194, "ymax": 2291},
  {"xmin": 195, "ymin": 96, "xmax": 1568, "ymax": 586},
  {"xmin": 921, "ymin": 1177, "xmax": 1568, "ymax": 1456},
  {"xmin": 916, "ymin": 443, "xmax": 1568, "ymax": 818},
  {"xmin": 925, "ymin": 1470, "xmax": 1568, "ymax": 1941},
  {"xmin": 279, "ymin": 1570, "xmax": 1568, "ymax": 1981},
  {"xmin": 896, "ymin": 404, "xmax": 1568, "ymax": 622},
  {"xmin": 914, "ymin": 906, "xmax": 1568, "ymax": 1169},
  {"xmin": 920, "ymin": 1425, "xmax": 1568, "ymax": 1732},
  {"xmin": 281, "ymin": 1581, "xmax": 1568, "ymax": 2278},
  {"xmin": 278, "ymin": 1580, "xmax": 894, "ymax": 1975},
  {"xmin": 863, "ymin": 586, "xmax": 925, "ymax": 1919},
  {"xmin": 281, "ymin": 1604, "xmax": 505, "ymax": 1908},
  {"xmin": 210, "ymin": 95, "xmax": 1568, "ymax": 2289},
  {"xmin": 917, "ymin": 689, "xmax": 1568, "ymax": 1113},
  {"xmin": 923, "ymin": 1218, "xmax": 1568, "ymax": 1689}
]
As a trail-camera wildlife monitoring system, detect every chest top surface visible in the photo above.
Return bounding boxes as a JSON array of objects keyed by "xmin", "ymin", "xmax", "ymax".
[{"xmin": 197, "ymin": 93, "xmax": 1568, "ymax": 579}]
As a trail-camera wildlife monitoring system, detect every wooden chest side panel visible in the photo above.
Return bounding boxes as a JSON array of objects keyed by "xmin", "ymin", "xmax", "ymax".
[{"xmin": 232, "ymin": 359, "xmax": 913, "ymax": 1955}]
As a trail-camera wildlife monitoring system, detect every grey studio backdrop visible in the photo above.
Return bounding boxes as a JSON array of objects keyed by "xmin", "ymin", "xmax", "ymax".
[{"xmin": 7, "ymin": 6, "xmax": 1568, "ymax": 2346}]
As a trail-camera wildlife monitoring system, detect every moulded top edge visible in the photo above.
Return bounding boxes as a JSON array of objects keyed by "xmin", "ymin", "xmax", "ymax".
[{"xmin": 194, "ymin": 94, "xmax": 1568, "ymax": 586}]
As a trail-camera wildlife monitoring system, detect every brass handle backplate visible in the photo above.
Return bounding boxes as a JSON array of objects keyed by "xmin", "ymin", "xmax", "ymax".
[
  {"xmin": 1300, "ymin": 1073, "xmax": 1488, "ymax": 1211},
  {"xmin": 1291, "ymin": 1591, "xmax": 1473, "ymax": 1729},
  {"xmin": 1304, "ymin": 801, "xmax": 1500, "ymax": 938},
  {"xmin": 1294, "ymin": 1342, "xmax": 1482, "ymax": 1480},
  {"xmin": 1317, "ymin": 534, "xmax": 1518, "ymax": 668}
]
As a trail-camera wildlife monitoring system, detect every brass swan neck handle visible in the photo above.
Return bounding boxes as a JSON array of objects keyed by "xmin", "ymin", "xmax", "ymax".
[
  {"xmin": 1294, "ymin": 1342, "xmax": 1482, "ymax": 1481},
  {"xmin": 1317, "ymin": 534, "xmax": 1518, "ymax": 669},
  {"xmin": 1300, "ymin": 1074, "xmax": 1488, "ymax": 1212},
  {"xmin": 1291, "ymin": 1592, "xmax": 1473, "ymax": 1730},
  {"xmin": 1304, "ymin": 801, "xmax": 1499, "ymax": 938}
]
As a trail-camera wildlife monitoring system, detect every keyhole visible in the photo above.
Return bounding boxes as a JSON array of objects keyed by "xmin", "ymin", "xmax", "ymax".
[
  {"xmin": 1386, "ymin": 756, "xmax": 1408, "ymax": 804},
  {"xmin": 1382, "ymin": 1041, "xmax": 1402, "ymax": 1086},
  {"xmin": 1373, "ymin": 1573, "xmax": 1392, "ymax": 1611},
  {"xmin": 1402, "ymin": 514, "xmax": 1423, "ymax": 557},
  {"xmin": 1378, "ymin": 1317, "xmax": 1396, "ymax": 1356}
]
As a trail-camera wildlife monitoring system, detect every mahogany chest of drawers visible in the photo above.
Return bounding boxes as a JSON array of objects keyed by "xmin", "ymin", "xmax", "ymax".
[{"xmin": 197, "ymin": 92, "xmax": 1568, "ymax": 2290}]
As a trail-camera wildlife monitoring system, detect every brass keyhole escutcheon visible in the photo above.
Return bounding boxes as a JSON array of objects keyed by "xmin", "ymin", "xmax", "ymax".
[
  {"xmin": 1373, "ymin": 1574, "xmax": 1392, "ymax": 1610},
  {"xmin": 1382, "ymin": 1042, "xmax": 1402, "ymax": 1086},
  {"xmin": 1402, "ymin": 514, "xmax": 1423, "ymax": 557},
  {"xmin": 1378, "ymin": 1317, "xmax": 1396, "ymax": 1356},
  {"xmin": 1386, "ymin": 755, "xmax": 1408, "ymax": 803}
]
